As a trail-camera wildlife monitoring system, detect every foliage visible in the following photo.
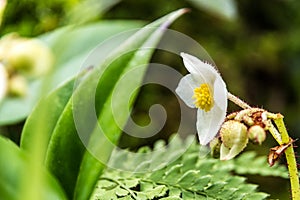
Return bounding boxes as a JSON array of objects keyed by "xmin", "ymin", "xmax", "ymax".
[
  {"xmin": 0, "ymin": 135, "xmax": 67, "ymax": 200},
  {"xmin": 91, "ymin": 135, "xmax": 288, "ymax": 200},
  {"xmin": 0, "ymin": 20, "xmax": 145, "ymax": 125},
  {"xmin": 1, "ymin": 0, "xmax": 299, "ymax": 199},
  {"xmin": 0, "ymin": 9, "xmax": 187, "ymax": 200},
  {"xmin": 233, "ymin": 151, "xmax": 288, "ymax": 179},
  {"xmin": 1, "ymin": 0, "xmax": 121, "ymax": 36},
  {"xmin": 187, "ymin": 0, "xmax": 237, "ymax": 21}
]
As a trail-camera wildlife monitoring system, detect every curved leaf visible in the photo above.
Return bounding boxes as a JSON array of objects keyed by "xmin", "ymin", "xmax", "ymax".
[
  {"xmin": 0, "ymin": 136, "xmax": 67, "ymax": 200},
  {"xmin": 0, "ymin": 20, "xmax": 144, "ymax": 125},
  {"xmin": 20, "ymin": 76, "xmax": 77, "ymax": 152},
  {"xmin": 188, "ymin": 0, "xmax": 237, "ymax": 20},
  {"xmin": 21, "ymin": 9, "xmax": 187, "ymax": 200},
  {"xmin": 73, "ymin": 9, "xmax": 188, "ymax": 200}
]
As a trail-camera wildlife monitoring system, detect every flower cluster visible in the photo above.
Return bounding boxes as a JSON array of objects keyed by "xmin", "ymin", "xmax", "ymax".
[
  {"xmin": 176, "ymin": 53, "xmax": 268, "ymax": 160},
  {"xmin": 0, "ymin": 33, "xmax": 54, "ymax": 101}
]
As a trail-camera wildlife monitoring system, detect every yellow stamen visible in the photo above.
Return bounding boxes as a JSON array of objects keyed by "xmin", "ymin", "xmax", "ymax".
[{"xmin": 193, "ymin": 83, "xmax": 213, "ymax": 112}]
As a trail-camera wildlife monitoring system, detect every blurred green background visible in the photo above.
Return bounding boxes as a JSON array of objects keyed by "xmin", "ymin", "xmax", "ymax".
[{"xmin": 1, "ymin": 0, "xmax": 300, "ymax": 199}]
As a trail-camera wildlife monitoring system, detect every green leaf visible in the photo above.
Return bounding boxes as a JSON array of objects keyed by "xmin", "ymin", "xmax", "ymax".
[
  {"xmin": 20, "ymin": 9, "xmax": 187, "ymax": 200},
  {"xmin": 20, "ymin": 75, "xmax": 77, "ymax": 153},
  {"xmin": 176, "ymin": 170, "xmax": 200, "ymax": 186},
  {"xmin": 44, "ymin": 101, "xmax": 84, "ymax": 198},
  {"xmin": 116, "ymin": 187, "xmax": 129, "ymax": 197},
  {"xmin": 205, "ymin": 181, "xmax": 227, "ymax": 197},
  {"xmin": 144, "ymin": 185, "xmax": 168, "ymax": 199},
  {"xmin": 190, "ymin": 175, "xmax": 211, "ymax": 191},
  {"xmin": 0, "ymin": 136, "xmax": 67, "ymax": 200},
  {"xmin": 188, "ymin": 0, "xmax": 237, "ymax": 21},
  {"xmin": 160, "ymin": 197, "xmax": 182, "ymax": 200},
  {"xmin": 74, "ymin": 9, "xmax": 188, "ymax": 200},
  {"xmin": 244, "ymin": 192, "xmax": 270, "ymax": 200},
  {"xmin": 0, "ymin": 20, "xmax": 144, "ymax": 125},
  {"xmin": 91, "ymin": 136, "xmax": 270, "ymax": 200},
  {"xmin": 63, "ymin": 0, "xmax": 122, "ymax": 24},
  {"xmin": 233, "ymin": 151, "xmax": 289, "ymax": 178},
  {"xmin": 163, "ymin": 164, "xmax": 183, "ymax": 182}
]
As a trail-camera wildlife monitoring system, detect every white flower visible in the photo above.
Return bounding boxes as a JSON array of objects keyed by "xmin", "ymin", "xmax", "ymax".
[{"xmin": 175, "ymin": 53, "xmax": 228, "ymax": 145}]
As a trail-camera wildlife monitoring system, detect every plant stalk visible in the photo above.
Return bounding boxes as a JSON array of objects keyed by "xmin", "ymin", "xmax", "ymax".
[
  {"xmin": 273, "ymin": 116, "xmax": 300, "ymax": 200},
  {"xmin": 228, "ymin": 93, "xmax": 300, "ymax": 199},
  {"xmin": 227, "ymin": 92, "xmax": 251, "ymax": 109}
]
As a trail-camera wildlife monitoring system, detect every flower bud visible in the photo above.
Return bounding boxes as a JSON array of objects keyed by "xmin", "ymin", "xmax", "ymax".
[
  {"xmin": 248, "ymin": 125, "xmax": 266, "ymax": 145},
  {"xmin": 0, "ymin": 34, "xmax": 54, "ymax": 78},
  {"xmin": 8, "ymin": 74, "xmax": 27, "ymax": 97},
  {"xmin": 220, "ymin": 120, "xmax": 248, "ymax": 160},
  {"xmin": 7, "ymin": 39, "xmax": 53, "ymax": 77},
  {"xmin": 0, "ymin": 63, "xmax": 8, "ymax": 102}
]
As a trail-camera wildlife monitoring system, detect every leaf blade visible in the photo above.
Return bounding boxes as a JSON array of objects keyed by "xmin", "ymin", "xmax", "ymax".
[{"xmin": 0, "ymin": 136, "xmax": 67, "ymax": 200}]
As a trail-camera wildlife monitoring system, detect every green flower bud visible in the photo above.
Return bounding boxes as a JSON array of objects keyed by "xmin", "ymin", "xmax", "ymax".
[
  {"xmin": 0, "ymin": 63, "xmax": 8, "ymax": 102},
  {"xmin": 248, "ymin": 125, "xmax": 266, "ymax": 145},
  {"xmin": 220, "ymin": 120, "xmax": 249, "ymax": 160},
  {"xmin": 8, "ymin": 74, "xmax": 28, "ymax": 97}
]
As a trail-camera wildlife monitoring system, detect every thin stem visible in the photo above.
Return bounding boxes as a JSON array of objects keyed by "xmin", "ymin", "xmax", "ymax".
[
  {"xmin": 265, "ymin": 120, "xmax": 282, "ymax": 145},
  {"xmin": 227, "ymin": 92, "xmax": 299, "ymax": 199},
  {"xmin": 273, "ymin": 116, "xmax": 300, "ymax": 200},
  {"xmin": 227, "ymin": 92, "xmax": 251, "ymax": 109},
  {"xmin": 273, "ymin": 114, "xmax": 290, "ymax": 143}
]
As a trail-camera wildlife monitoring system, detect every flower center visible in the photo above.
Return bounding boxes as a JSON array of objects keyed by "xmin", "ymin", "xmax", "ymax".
[{"xmin": 193, "ymin": 83, "xmax": 214, "ymax": 112}]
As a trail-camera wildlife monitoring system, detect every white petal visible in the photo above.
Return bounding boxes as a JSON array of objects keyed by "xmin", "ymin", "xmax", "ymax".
[
  {"xmin": 213, "ymin": 75, "xmax": 227, "ymax": 111},
  {"xmin": 175, "ymin": 74, "xmax": 204, "ymax": 108},
  {"xmin": 180, "ymin": 52, "xmax": 218, "ymax": 84},
  {"xmin": 196, "ymin": 103, "xmax": 226, "ymax": 145}
]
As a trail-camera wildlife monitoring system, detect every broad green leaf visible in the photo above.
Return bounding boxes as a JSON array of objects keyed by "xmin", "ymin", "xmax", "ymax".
[
  {"xmin": 44, "ymin": 100, "xmax": 84, "ymax": 198},
  {"xmin": 0, "ymin": 136, "xmax": 67, "ymax": 200},
  {"xmin": 20, "ymin": 72, "xmax": 91, "ymax": 200},
  {"xmin": 20, "ymin": 9, "xmax": 187, "ymax": 200},
  {"xmin": 20, "ymin": 75, "xmax": 78, "ymax": 152},
  {"xmin": 73, "ymin": 9, "xmax": 188, "ymax": 200},
  {"xmin": 0, "ymin": 20, "xmax": 144, "ymax": 125}
]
